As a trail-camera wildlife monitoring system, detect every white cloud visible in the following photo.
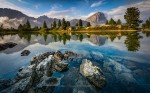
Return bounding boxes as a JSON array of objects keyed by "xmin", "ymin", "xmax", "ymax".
[
  {"xmin": 0, "ymin": 0, "xmax": 149, "ymax": 23},
  {"xmin": 80, "ymin": 12, "xmax": 97, "ymax": 20},
  {"xmin": 44, "ymin": 10, "xmax": 79, "ymax": 20},
  {"xmin": 106, "ymin": 0, "xmax": 150, "ymax": 22},
  {"xmin": 50, "ymin": 4, "xmax": 63, "ymax": 10},
  {"xmin": 91, "ymin": 0, "xmax": 104, "ymax": 8},
  {"xmin": 0, "ymin": 17, "xmax": 24, "ymax": 29}
]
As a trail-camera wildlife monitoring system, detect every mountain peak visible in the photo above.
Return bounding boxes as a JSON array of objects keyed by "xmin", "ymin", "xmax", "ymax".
[{"xmin": 86, "ymin": 12, "xmax": 107, "ymax": 26}]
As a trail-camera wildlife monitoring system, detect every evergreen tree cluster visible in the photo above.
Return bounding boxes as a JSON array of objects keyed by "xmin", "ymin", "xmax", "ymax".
[
  {"xmin": 75, "ymin": 19, "xmax": 84, "ymax": 27},
  {"xmin": 142, "ymin": 17, "xmax": 150, "ymax": 29},
  {"xmin": 106, "ymin": 18, "xmax": 122, "ymax": 25},
  {"xmin": 18, "ymin": 20, "xmax": 31, "ymax": 31},
  {"xmin": 17, "ymin": 18, "xmax": 71, "ymax": 31},
  {"xmin": 50, "ymin": 18, "xmax": 70, "ymax": 30}
]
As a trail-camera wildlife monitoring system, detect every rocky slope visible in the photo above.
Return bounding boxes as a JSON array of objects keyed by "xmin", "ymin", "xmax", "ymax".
[
  {"xmin": 0, "ymin": 8, "xmax": 58, "ymax": 28},
  {"xmin": 86, "ymin": 12, "xmax": 107, "ymax": 26},
  {"xmin": 0, "ymin": 8, "xmax": 30, "ymax": 19}
]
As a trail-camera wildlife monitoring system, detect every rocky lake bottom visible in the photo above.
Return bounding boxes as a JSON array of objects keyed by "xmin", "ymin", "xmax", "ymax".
[{"xmin": 0, "ymin": 31, "xmax": 150, "ymax": 93}]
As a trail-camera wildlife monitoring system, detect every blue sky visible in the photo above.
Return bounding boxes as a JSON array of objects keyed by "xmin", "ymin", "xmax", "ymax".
[{"xmin": 0, "ymin": 0, "xmax": 149, "ymax": 22}]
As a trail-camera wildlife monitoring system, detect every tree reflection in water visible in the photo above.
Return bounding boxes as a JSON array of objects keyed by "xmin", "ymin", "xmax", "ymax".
[
  {"xmin": 0, "ymin": 31, "xmax": 147, "ymax": 52},
  {"xmin": 124, "ymin": 32, "xmax": 142, "ymax": 52}
]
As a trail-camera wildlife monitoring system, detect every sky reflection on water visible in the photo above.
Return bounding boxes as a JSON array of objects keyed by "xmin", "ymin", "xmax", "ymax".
[{"xmin": 0, "ymin": 31, "xmax": 150, "ymax": 93}]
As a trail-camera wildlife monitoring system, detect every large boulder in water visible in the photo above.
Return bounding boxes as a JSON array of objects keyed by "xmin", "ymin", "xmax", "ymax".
[
  {"xmin": 21, "ymin": 50, "xmax": 31, "ymax": 56},
  {"xmin": 80, "ymin": 59, "xmax": 106, "ymax": 88}
]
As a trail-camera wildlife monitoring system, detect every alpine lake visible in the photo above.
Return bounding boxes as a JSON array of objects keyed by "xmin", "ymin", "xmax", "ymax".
[{"xmin": 0, "ymin": 31, "xmax": 150, "ymax": 93}]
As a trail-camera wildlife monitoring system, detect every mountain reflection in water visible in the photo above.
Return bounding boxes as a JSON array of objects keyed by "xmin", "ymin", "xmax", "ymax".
[
  {"xmin": 0, "ymin": 31, "xmax": 146, "ymax": 54},
  {"xmin": 0, "ymin": 31, "xmax": 150, "ymax": 93}
]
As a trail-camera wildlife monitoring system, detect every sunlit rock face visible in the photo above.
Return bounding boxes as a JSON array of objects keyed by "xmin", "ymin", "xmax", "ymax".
[
  {"xmin": 88, "ymin": 35, "xmax": 107, "ymax": 46},
  {"xmin": 80, "ymin": 59, "xmax": 106, "ymax": 88},
  {"xmin": 86, "ymin": 12, "xmax": 107, "ymax": 26}
]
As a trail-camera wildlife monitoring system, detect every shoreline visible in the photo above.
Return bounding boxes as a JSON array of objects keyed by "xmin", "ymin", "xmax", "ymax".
[{"xmin": 1, "ymin": 30, "xmax": 150, "ymax": 34}]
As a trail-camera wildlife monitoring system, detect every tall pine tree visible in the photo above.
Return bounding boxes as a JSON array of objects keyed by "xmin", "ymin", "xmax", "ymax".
[
  {"xmin": 117, "ymin": 19, "xmax": 122, "ymax": 25},
  {"xmin": 124, "ymin": 7, "xmax": 141, "ymax": 28},
  {"xmin": 53, "ymin": 20, "xmax": 56, "ymax": 28},
  {"xmin": 43, "ymin": 21, "xmax": 47, "ymax": 28},
  {"xmin": 109, "ymin": 18, "xmax": 116, "ymax": 25},
  {"xmin": 26, "ymin": 20, "xmax": 31, "ymax": 29},
  {"xmin": 79, "ymin": 19, "xmax": 83, "ymax": 27},
  {"xmin": 58, "ymin": 19, "xmax": 61, "ymax": 28},
  {"xmin": 66, "ymin": 21, "xmax": 70, "ymax": 27},
  {"xmin": 61, "ymin": 18, "xmax": 66, "ymax": 30}
]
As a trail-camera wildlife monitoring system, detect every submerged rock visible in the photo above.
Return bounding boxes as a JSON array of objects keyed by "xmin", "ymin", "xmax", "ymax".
[
  {"xmin": 51, "ymin": 55, "xmax": 68, "ymax": 72},
  {"xmin": 15, "ymin": 65, "xmax": 35, "ymax": 80},
  {"xmin": 0, "ymin": 51, "xmax": 77, "ymax": 93},
  {"xmin": 1, "ymin": 77, "xmax": 31, "ymax": 93},
  {"xmin": 21, "ymin": 50, "xmax": 31, "ymax": 56},
  {"xmin": 80, "ymin": 59, "xmax": 106, "ymax": 88},
  {"xmin": 31, "ymin": 52, "xmax": 55, "ymax": 65},
  {"xmin": 103, "ymin": 58, "xmax": 136, "ymax": 84},
  {"xmin": 0, "ymin": 42, "xmax": 17, "ymax": 51},
  {"xmin": 0, "ymin": 79, "xmax": 11, "ymax": 91}
]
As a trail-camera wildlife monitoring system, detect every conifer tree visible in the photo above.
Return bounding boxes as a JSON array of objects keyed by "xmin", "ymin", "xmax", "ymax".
[{"xmin": 43, "ymin": 21, "xmax": 47, "ymax": 28}]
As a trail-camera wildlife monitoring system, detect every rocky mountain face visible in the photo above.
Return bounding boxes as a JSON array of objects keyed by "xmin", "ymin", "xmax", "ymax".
[
  {"xmin": 0, "ymin": 8, "xmax": 59, "ymax": 28},
  {"xmin": 0, "ymin": 8, "xmax": 30, "ymax": 19},
  {"xmin": 0, "ymin": 8, "xmax": 107, "ymax": 29},
  {"xmin": 86, "ymin": 12, "xmax": 107, "ymax": 26}
]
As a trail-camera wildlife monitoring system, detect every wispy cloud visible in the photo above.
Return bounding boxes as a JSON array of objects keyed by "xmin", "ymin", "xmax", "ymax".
[
  {"xmin": 34, "ymin": 4, "xmax": 40, "ymax": 9},
  {"xmin": 50, "ymin": 4, "xmax": 63, "ymax": 10},
  {"xmin": 44, "ymin": 9, "xmax": 78, "ymax": 20},
  {"xmin": 0, "ymin": 17, "xmax": 24, "ymax": 29},
  {"xmin": 80, "ymin": 12, "xmax": 97, "ymax": 20},
  {"xmin": 84, "ymin": 0, "xmax": 89, "ymax": 4},
  {"xmin": 91, "ymin": 0, "xmax": 104, "ymax": 8},
  {"xmin": 17, "ymin": 0, "xmax": 28, "ymax": 4}
]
